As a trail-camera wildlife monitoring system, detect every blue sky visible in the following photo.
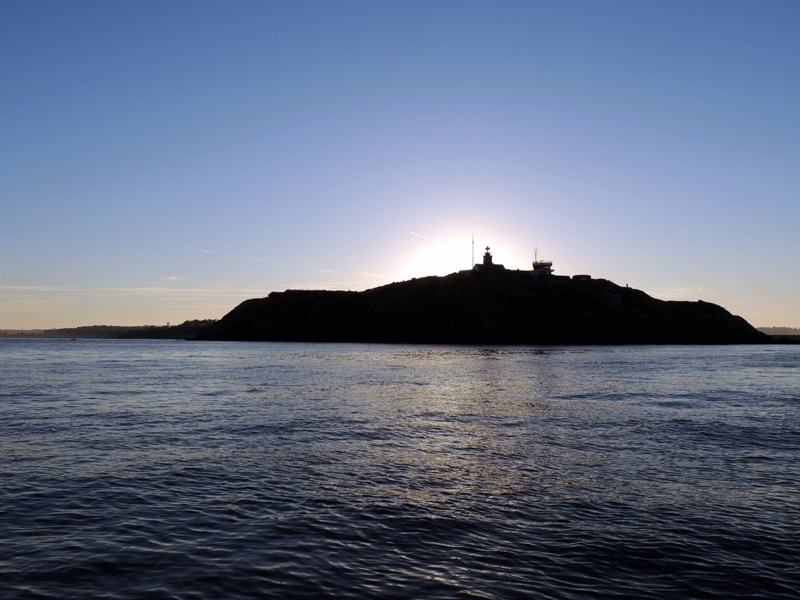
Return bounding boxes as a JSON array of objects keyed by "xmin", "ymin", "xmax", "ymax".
[{"xmin": 2, "ymin": 0, "xmax": 798, "ymax": 329}]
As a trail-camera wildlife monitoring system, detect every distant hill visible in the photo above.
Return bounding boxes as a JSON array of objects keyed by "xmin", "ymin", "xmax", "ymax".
[
  {"xmin": 200, "ymin": 271, "xmax": 768, "ymax": 345},
  {"xmin": 116, "ymin": 319, "xmax": 218, "ymax": 339},
  {"xmin": 758, "ymin": 327, "xmax": 800, "ymax": 336},
  {"xmin": 0, "ymin": 320, "xmax": 217, "ymax": 339},
  {"xmin": 0, "ymin": 325, "xmax": 132, "ymax": 338},
  {"xmin": 757, "ymin": 327, "xmax": 800, "ymax": 343}
]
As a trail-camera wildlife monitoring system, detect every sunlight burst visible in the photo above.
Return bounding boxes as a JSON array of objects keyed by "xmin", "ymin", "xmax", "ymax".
[{"xmin": 397, "ymin": 236, "xmax": 527, "ymax": 281}]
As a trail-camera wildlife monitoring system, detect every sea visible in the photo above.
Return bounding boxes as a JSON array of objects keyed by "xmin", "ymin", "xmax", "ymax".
[{"xmin": 1, "ymin": 339, "xmax": 799, "ymax": 599}]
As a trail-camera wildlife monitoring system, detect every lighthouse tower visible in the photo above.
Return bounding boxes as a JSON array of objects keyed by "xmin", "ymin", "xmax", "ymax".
[{"xmin": 472, "ymin": 245, "xmax": 505, "ymax": 272}]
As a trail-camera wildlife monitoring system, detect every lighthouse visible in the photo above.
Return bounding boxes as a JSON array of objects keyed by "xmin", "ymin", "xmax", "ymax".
[{"xmin": 472, "ymin": 246, "xmax": 505, "ymax": 272}]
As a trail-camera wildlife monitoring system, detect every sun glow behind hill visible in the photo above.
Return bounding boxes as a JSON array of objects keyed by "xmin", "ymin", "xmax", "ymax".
[{"xmin": 395, "ymin": 236, "xmax": 529, "ymax": 282}]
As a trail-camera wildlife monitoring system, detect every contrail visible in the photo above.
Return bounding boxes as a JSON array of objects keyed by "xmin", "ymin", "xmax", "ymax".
[
  {"xmin": 181, "ymin": 246, "xmax": 285, "ymax": 264},
  {"xmin": 182, "ymin": 246, "xmax": 385, "ymax": 282},
  {"xmin": 199, "ymin": 248, "xmax": 283, "ymax": 263},
  {"xmin": 408, "ymin": 231, "xmax": 426, "ymax": 238}
]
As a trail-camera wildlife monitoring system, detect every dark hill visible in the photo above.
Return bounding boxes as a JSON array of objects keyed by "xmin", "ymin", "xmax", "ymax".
[{"xmin": 199, "ymin": 271, "xmax": 768, "ymax": 345}]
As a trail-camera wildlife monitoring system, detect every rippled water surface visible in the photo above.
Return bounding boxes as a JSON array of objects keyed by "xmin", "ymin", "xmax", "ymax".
[{"xmin": 2, "ymin": 339, "xmax": 799, "ymax": 599}]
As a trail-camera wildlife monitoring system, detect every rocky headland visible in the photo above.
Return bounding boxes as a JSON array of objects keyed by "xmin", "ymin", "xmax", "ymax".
[{"xmin": 199, "ymin": 270, "xmax": 768, "ymax": 345}]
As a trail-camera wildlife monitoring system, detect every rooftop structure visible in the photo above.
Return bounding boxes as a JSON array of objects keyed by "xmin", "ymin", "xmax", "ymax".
[
  {"xmin": 531, "ymin": 247, "xmax": 553, "ymax": 277},
  {"xmin": 465, "ymin": 243, "xmax": 587, "ymax": 281}
]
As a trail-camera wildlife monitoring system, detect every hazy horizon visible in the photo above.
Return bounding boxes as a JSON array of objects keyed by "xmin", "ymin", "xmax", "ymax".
[{"xmin": 3, "ymin": 1, "xmax": 799, "ymax": 329}]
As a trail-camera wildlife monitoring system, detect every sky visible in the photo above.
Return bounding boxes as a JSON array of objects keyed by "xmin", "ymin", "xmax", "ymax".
[{"xmin": 2, "ymin": 0, "xmax": 799, "ymax": 329}]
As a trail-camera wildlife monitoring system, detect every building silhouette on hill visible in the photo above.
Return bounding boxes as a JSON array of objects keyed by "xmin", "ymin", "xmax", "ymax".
[
  {"xmin": 472, "ymin": 246, "xmax": 506, "ymax": 272},
  {"xmin": 464, "ymin": 244, "xmax": 588, "ymax": 281}
]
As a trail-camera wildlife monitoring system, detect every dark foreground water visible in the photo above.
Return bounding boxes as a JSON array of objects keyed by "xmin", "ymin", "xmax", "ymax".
[{"xmin": 1, "ymin": 339, "xmax": 799, "ymax": 599}]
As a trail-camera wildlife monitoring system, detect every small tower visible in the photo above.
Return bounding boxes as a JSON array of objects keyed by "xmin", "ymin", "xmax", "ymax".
[{"xmin": 483, "ymin": 246, "xmax": 493, "ymax": 265}]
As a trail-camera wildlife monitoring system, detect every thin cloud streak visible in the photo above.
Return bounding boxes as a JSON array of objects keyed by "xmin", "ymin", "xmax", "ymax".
[
  {"xmin": 181, "ymin": 246, "xmax": 285, "ymax": 264},
  {"xmin": 0, "ymin": 284, "xmax": 273, "ymax": 298},
  {"xmin": 183, "ymin": 247, "xmax": 378, "ymax": 280},
  {"xmin": 646, "ymin": 286, "xmax": 708, "ymax": 300},
  {"xmin": 199, "ymin": 248, "xmax": 285, "ymax": 263},
  {"xmin": 408, "ymin": 231, "xmax": 426, "ymax": 238}
]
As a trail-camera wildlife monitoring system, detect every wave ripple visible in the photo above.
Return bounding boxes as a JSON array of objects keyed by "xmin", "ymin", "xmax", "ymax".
[{"xmin": 2, "ymin": 340, "xmax": 799, "ymax": 599}]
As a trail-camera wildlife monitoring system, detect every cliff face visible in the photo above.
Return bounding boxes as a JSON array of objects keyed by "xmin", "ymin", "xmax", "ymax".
[{"xmin": 200, "ymin": 271, "xmax": 769, "ymax": 344}]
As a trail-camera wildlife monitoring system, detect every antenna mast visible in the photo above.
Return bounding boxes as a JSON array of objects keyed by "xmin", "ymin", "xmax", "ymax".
[{"xmin": 472, "ymin": 233, "xmax": 475, "ymax": 267}]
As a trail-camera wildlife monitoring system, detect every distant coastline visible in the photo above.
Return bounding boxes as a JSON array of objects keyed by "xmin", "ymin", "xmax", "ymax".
[
  {"xmin": 3, "ymin": 311, "xmax": 794, "ymax": 345},
  {"xmin": 0, "ymin": 320, "xmax": 217, "ymax": 340},
  {"xmin": 3, "ymin": 324, "xmax": 791, "ymax": 342},
  {"xmin": 4, "ymin": 299, "xmax": 796, "ymax": 345},
  {"xmin": 757, "ymin": 327, "xmax": 800, "ymax": 343}
]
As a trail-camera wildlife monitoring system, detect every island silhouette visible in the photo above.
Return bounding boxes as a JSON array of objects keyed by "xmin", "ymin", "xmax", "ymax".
[{"xmin": 199, "ymin": 247, "xmax": 768, "ymax": 345}]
